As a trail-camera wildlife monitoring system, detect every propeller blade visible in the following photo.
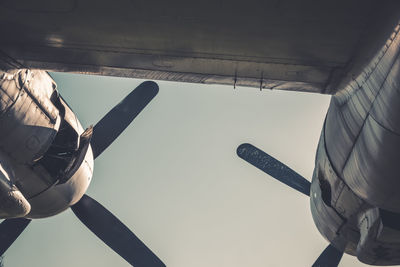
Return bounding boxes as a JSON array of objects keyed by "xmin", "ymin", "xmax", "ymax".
[
  {"xmin": 236, "ymin": 143, "xmax": 311, "ymax": 196},
  {"xmin": 0, "ymin": 218, "xmax": 31, "ymax": 256},
  {"xmin": 312, "ymin": 244, "xmax": 343, "ymax": 267},
  {"xmin": 71, "ymin": 194, "xmax": 165, "ymax": 267},
  {"xmin": 91, "ymin": 81, "xmax": 159, "ymax": 159}
]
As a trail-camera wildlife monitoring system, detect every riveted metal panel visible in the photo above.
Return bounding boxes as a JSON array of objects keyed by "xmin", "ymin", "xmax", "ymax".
[
  {"xmin": 343, "ymin": 116, "xmax": 400, "ymax": 212},
  {"xmin": 0, "ymin": 70, "xmax": 20, "ymax": 114},
  {"xmin": 370, "ymin": 60, "xmax": 400, "ymax": 134},
  {"xmin": 1, "ymin": 0, "xmax": 399, "ymax": 93},
  {"xmin": 312, "ymin": 129, "xmax": 365, "ymax": 255},
  {"xmin": 0, "ymin": 70, "xmax": 60, "ymax": 164},
  {"xmin": 325, "ymin": 23, "xmax": 400, "ymax": 212}
]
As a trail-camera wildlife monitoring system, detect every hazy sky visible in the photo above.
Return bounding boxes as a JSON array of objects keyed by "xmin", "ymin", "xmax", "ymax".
[{"xmin": 3, "ymin": 73, "xmax": 371, "ymax": 266}]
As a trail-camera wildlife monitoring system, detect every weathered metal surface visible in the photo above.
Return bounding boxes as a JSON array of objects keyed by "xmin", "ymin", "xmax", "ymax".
[
  {"xmin": 0, "ymin": 0, "xmax": 399, "ymax": 93},
  {"xmin": 311, "ymin": 20, "xmax": 400, "ymax": 265},
  {"xmin": 0, "ymin": 69, "xmax": 93, "ymax": 217},
  {"xmin": 325, "ymin": 21, "xmax": 400, "ymax": 213},
  {"xmin": 311, "ymin": 130, "xmax": 364, "ymax": 256},
  {"xmin": 27, "ymin": 141, "xmax": 93, "ymax": 218},
  {"xmin": 0, "ymin": 69, "xmax": 60, "ymax": 164}
]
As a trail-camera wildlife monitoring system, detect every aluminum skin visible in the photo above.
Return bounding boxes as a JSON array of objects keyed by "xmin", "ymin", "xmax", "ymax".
[{"xmin": 0, "ymin": 69, "xmax": 93, "ymax": 219}]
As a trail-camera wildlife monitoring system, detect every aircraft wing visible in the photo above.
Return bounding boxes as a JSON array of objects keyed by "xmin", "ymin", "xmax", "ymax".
[{"xmin": 0, "ymin": 0, "xmax": 399, "ymax": 94}]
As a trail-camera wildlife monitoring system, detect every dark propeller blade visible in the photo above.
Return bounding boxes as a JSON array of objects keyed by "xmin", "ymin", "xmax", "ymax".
[
  {"xmin": 91, "ymin": 81, "xmax": 159, "ymax": 159},
  {"xmin": 71, "ymin": 194, "xmax": 165, "ymax": 267},
  {"xmin": 0, "ymin": 218, "xmax": 31, "ymax": 256},
  {"xmin": 312, "ymin": 244, "xmax": 343, "ymax": 267},
  {"xmin": 236, "ymin": 143, "xmax": 311, "ymax": 196}
]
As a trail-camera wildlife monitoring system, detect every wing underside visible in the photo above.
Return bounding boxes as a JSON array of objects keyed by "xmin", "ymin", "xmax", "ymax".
[{"xmin": 0, "ymin": 0, "xmax": 399, "ymax": 94}]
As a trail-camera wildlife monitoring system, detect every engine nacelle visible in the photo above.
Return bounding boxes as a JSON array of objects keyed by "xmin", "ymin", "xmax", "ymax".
[
  {"xmin": 0, "ymin": 69, "xmax": 93, "ymax": 218},
  {"xmin": 312, "ymin": 23, "xmax": 400, "ymax": 263},
  {"xmin": 324, "ymin": 22, "xmax": 400, "ymax": 213}
]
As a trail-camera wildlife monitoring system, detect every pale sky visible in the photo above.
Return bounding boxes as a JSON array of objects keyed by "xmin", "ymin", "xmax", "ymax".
[{"xmin": 3, "ymin": 73, "xmax": 371, "ymax": 266}]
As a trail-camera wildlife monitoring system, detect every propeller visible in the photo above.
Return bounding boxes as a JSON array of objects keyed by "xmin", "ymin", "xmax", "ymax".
[
  {"xmin": 71, "ymin": 195, "xmax": 165, "ymax": 267},
  {"xmin": 0, "ymin": 81, "xmax": 164, "ymax": 266},
  {"xmin": 76, "ymin": 81, "xmax": 164, "ymax": 266},
  {"xmin": 237, "ymin": 143, "xmax": 343, "ymax": 266},
  {"xmin": 236, "ymin": 143, "xmax": 310, "ymax": 196},
  {"xmin": 312, "ymin": 244, "xmax": 343, "ymax": 267},
  {"xmin": 0, "ymin": 218, "xmax": 31, "ymax": 256},
  {"xmin": 91, "ymin": 80, "xmax": 159, "ymax": 159}
]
